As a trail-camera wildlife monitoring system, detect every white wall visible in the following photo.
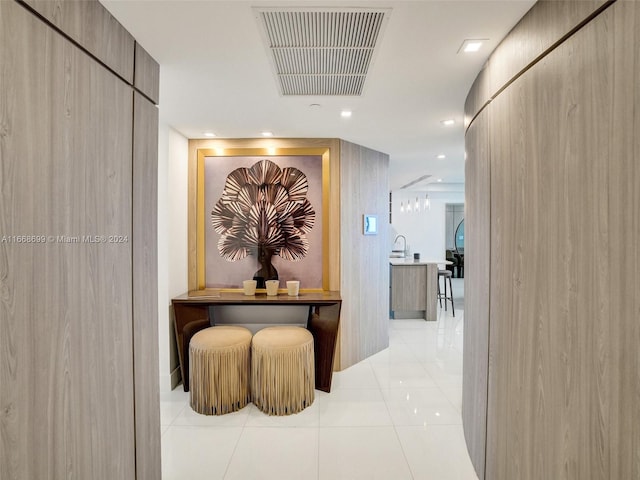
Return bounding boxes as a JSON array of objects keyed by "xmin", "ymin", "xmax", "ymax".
[
  {"xmin": 157, "ymin": 123, "xmax": 189, "ymax": 391},
  {"xmin": 390, "ymin": 189, "xmax": 464, "ymax": 261}
]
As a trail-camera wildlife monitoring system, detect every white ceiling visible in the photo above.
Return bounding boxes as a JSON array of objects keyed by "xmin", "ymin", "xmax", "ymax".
[{"xmin": 102, "ymin": 0, "xmax": 535, "ymax": 191}]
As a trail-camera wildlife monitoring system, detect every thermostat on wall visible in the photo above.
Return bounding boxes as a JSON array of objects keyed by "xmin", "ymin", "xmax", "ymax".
[{"xmin": 363, "ymin": 214, "xmax": 377, "ymax": 235}]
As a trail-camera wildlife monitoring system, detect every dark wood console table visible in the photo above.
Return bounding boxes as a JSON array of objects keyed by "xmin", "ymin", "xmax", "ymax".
[{"xmin": 172, "ymin": 290, "xmax": 342, "ymax": 393}]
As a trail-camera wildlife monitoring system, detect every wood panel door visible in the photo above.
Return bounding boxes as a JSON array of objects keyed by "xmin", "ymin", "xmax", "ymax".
[
  {"xmin": 132, "ymin": 92, "xmax": 161, "ymax": 479},
  {"xmin": 0, "ymin": 2, "xmax": 135, "ymax": 478}
]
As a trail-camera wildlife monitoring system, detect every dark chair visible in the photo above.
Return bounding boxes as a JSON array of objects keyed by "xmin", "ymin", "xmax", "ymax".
[
  {"xmin": 181, "ymin": 319, "xmax": 211, "ymax": 391},
  {"xmin": 455, "ymin": 252, "xmax": 464, "ymax": 278},
  {"xmin": 445, "ymin": 249, "xmax": 459, "ymax": 277},
  {"xmin": 437, "ymin": 269, "xmax": 455, "ymax": 316}
]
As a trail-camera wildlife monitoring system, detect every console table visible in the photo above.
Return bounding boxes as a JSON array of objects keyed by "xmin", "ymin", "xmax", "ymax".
[{"xmin": 172, "ymin": 290, "xmax": 342, "ymax": 393}]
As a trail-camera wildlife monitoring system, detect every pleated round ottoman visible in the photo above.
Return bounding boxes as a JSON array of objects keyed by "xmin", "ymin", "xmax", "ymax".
[
  {"xmin": 189, "ymin": 325, "xmax": 252, "ymax": 415},
  {"xmin": 251, "ymin": 326, "xmax": 315, "ymax": 415}
]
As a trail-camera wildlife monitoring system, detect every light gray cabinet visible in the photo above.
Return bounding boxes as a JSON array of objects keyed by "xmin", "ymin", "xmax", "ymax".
[
  {"xmin": 390, "ymin": 263, "xmax": 438, "ymax": 321},
  {"xmin": 0, "ymin": 1, "xmax": 159, "ymax": 478}
]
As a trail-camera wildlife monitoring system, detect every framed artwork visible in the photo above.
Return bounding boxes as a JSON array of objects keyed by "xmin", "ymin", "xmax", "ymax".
[{"xmin": 196, "ymin": 147, "xmax": 331, "ymax": 291}]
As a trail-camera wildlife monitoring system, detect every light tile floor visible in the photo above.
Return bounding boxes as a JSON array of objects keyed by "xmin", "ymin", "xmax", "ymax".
[{"xmin": 160, "ymin": 278, "xmax": 477, "ymax": 480}]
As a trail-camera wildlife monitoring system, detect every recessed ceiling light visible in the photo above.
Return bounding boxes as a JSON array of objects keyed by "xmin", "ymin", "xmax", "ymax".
[
  {"xmin": 341, "ymin": 110, "xmax": 352, "ymax": 118},
  {"xmin": 437, "ymin": 178, "xmax": 443, "ymax": 182},
  {"xmin": 441, "ymin": 119, "xmax": 455, "ymax": 126},
  {"xmin": 459, "ymin": 39, "xmax": 487, "ymax": 53},
  {"xmin": 436, "ymin": 154, "xmax": 446, "ymax": 159},
  {"xmin": 203, "ymin": 132, "xmax": 216, "ymax": 138},
  {"xmin": 261, "ymin": 131, "xmax": 273, "ymax": 137}
]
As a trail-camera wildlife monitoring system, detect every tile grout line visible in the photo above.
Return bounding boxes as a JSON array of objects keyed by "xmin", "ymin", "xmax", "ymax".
[
  {"xmin": 221, "ymin": 404, "xmax": 252, "ymax": 479},
  {"xmin": 382, "ymin": 323, "xmax": 417, "ymax": 480}
]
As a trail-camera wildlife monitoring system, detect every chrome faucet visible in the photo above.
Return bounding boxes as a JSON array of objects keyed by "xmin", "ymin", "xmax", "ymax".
[{"xmin": 393, "ymin": 235, "xmax": 407, "ymax": 257}]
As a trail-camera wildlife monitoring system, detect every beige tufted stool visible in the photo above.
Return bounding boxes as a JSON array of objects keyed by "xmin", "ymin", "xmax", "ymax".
[
  {"xmin": 189, "ymin": 325, "xmax": 252, "ymax": 415},
  {"xmin": 251, "ymin": 326, "xmax": 315, "ymax": 415}
]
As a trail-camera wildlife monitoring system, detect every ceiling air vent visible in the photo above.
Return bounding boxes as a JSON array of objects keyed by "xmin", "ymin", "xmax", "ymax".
[
  {"xmin": 255, "ymin": 8, "xmax": 389, "ymax": 96},
  {"xmin": 400, "ymin": 175, "xmax": 432, "ymax": 190}
]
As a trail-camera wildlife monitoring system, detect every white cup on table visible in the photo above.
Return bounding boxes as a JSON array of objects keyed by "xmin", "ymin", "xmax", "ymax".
[
  {"xmin": 242, "ymin": 280, "xmax": 257, "ymax": 296},
  {"xmin": 265, "ymin": 279, "xmax": 279, "ymax": 296},
  {"xmin": 286, "ymin": 280, "xmax": 300, "ymax": 296}
]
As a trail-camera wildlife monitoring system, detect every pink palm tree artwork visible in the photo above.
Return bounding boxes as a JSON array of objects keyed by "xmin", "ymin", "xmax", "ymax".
[{"xmin": 211, "ymin": 159, "xmax": 316, "ymax": 288}]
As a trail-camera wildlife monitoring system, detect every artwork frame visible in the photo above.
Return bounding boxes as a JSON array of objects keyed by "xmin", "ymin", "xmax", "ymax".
[{"xmin": 195, "ymin": 147, "xmax": 332, "ymax": 292}]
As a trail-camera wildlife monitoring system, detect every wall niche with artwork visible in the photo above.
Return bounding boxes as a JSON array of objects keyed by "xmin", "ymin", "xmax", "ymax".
[{"xmin": 185, "ymin": 137, "xmax": 390, "ymax": 373}]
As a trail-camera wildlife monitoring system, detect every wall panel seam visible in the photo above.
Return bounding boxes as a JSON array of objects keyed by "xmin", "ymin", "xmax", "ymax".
[
  {"xmin": 130, "ymin": 91, "xmax": 139, "ymax": 480},
  {"xmin": 465, "ymin": 0, "xmax": 617, "ymax": 134},
  {"xmin": 483, "ymin": 116, "xmax": 491, "ymax": 480},
  {"xmin": 15, "ymin": 0, "xmax": 136, "ymax": 88}
]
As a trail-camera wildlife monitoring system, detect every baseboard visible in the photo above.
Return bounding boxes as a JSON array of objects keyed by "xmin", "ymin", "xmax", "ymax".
[
  {"xmin": 170, "ymin": 365, "xmax": 182, "ymax": 390},
  {"xmin": 159, "ymin": 366, "xmax": 182, "ymax": 392}
]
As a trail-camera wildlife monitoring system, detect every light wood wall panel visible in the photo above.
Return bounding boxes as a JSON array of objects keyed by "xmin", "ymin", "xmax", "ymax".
[
  {"xmin": 0, "ymin": 1, "xmax": 135, "ymax": 477},
  {"xmin": 464, "ymin": 1, "xmax": 640, "ymax": 479},
  {"xmin": 487, "ymin": 16, "xmax": 615, "ymax": 475},
  {"xmin": 21, "ymin": 0, "xmax": 135, "ymax": 82},
  {"xmin": 134, "ymin": 43, "xmax": 160, "ymax": 104},
  {"xmin": 339, "ymin": 140, "xmax": 389, "ymax": 369},
  {"xmin": 132, "ymin": 92, "xmax": 161, "ymax": 480},
  {"xmin": 607, "ymin": 5, "xmax": 640, "ymax": 478},
  {"xmin": 462, "ymin": 107, "xmax": 491, "ymax": 480}
]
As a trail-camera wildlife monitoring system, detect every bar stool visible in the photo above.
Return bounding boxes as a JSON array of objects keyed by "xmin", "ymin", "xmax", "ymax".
[
  {"xmin": 437, "ymin": 269, "xmax": 455, "ymax": 316},
  {"xmin": 189, "ymin": 325, "xmax": 252, "ymax": 415},
  {"xmin": 251, "ymin": 326, "xmax": 315, "ymax": 416}
]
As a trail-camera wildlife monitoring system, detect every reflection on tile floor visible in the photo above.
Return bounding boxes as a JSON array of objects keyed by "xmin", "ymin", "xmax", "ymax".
[{"xmin": 160, "ymin": 278, "xmax": 477, "ymax": 479}]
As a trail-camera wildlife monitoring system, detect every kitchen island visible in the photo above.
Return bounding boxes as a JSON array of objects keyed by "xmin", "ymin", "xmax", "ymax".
[{"xmin": 389, "ymin": 258, "xmax": 449, "ymax": 321}]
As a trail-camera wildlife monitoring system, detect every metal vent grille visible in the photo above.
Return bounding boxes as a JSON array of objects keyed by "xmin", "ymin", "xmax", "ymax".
[{"xmin": 257, "ymin": 9, "xmax": 388, "ymax": 96}]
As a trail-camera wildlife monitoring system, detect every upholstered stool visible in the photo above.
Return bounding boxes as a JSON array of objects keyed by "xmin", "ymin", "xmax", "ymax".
[
  {"xmin": 437, "ymin": 269, "xmax": 455, "ymax": 316},
  {"xmin": 251, "ymin": 326, "xmax": 315, "ymax": 416},
  {"xmin": 189, "ymin": 325, "xmax": 252, "ymax": 415}
]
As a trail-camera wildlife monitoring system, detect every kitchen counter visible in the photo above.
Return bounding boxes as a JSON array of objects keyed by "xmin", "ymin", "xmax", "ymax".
[{"xmin": 389, "ymin": 259, "xmax": 450, "ymax": 320}]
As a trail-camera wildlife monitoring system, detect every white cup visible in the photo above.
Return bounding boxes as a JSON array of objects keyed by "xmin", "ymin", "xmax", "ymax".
[
  {"xmin": 265, "ymin": 280, "xmax": 279, "ymax": 296},
  {"xmin": 242, "ymin": 280, "xmax": 257, "ymax": 296},
  {"xmin": 286, "ymin": 280, "xmax": 300, "ymax": 296}
]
